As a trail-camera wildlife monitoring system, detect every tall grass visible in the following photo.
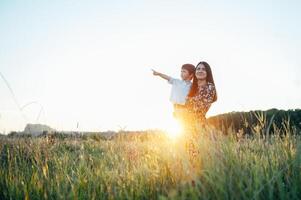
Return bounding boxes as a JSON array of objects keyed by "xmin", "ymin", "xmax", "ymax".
[{"xmin": 0, "ymin": 122, "xmax": 300, "ymax": 200}]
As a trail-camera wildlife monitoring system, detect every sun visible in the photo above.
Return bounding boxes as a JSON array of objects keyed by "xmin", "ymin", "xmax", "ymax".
[{"xmin": 165, "ymin": 118, "xmax": 183, "ymax": 139}]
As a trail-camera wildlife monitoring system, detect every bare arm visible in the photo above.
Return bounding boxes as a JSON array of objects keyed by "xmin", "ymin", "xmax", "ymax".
[{"xmin": 151, "ymin": 69, "xmax": 171, "ymax": 81}]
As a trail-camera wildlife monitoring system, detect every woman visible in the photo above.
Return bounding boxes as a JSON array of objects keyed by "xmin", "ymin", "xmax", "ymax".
[
  {"xmin": 185, "ymin": 61, "xmax": 217, "ymax": 131},
  {"xmin": 182, "ymin": 61, "xmax": 217, "ymax": 175}
]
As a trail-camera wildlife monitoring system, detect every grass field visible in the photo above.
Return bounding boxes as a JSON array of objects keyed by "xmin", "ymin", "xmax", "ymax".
[{"xmin": 0, "ymin": 123, "xmax": 301, "ymax": 200}]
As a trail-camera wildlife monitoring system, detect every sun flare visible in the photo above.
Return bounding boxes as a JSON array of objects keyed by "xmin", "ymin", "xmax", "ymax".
[{"xmin": 165, "ymin": 119, "xmax": 183, "ymax": 139}]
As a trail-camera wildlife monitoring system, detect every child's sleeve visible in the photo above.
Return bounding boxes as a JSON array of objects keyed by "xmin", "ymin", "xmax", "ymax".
[{"xmin": 167, "ymin": 77, "xmax": 176, "ymax": 85}]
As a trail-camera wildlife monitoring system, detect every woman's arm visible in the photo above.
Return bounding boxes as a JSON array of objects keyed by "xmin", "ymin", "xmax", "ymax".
[{"xmin": 203, "ymin": 84, "xmax": 216, "ymax": 103}]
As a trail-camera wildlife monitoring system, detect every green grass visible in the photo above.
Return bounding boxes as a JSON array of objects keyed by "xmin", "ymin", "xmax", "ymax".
[{"xmin": 0, "ymin": 124, "xmax": 301, "ymax": 200}]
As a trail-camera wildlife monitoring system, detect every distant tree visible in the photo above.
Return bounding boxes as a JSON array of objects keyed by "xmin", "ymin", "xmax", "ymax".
[{"xmin": 8, "ymin": 131, "xmax": 18, "ymax": 137}]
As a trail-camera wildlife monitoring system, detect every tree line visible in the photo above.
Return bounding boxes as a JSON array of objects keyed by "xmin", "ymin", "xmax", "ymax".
[{"xmin": 207, "ymin": 108, "xmax": 301, "ymax": 136}]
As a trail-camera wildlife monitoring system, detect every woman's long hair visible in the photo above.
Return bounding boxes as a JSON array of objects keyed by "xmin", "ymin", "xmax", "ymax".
[{"xmin": 187, "ymin": 61, "xmax": 217, "ymax": 102}]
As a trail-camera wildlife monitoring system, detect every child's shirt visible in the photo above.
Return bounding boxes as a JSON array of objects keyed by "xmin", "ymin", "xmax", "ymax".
[{"xmin": 168, "ymin": 77, "xmax": 192, "ymax": 105}]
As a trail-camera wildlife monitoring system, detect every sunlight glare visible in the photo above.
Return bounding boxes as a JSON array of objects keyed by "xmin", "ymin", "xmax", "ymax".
[{"xmin": 165, "ymin": 118, "xmax": 183, "ymax": 139}]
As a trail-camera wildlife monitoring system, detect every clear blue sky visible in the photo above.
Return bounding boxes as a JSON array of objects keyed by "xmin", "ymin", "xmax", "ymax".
[{"xmin": 1, "ymin": 0, "xmax": 300, "ymax": 133}]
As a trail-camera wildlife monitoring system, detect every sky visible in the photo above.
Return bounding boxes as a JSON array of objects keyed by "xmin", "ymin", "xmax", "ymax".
[{"xmin": 0, "ymin": 0, "xmax": 300, "ymax": 133}]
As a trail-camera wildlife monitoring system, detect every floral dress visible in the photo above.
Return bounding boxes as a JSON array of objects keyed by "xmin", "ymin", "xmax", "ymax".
[
  {"xmin": 186, "ymin": 82, "xmax": 216, "ymax": 124},
  {"xmin": 184, "ymin": 82, "xmax": 216, "ymax": 163}
]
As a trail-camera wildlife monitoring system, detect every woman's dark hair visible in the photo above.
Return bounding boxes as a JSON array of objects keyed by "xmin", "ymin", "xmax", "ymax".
[{"xmin": 187, "ymin": 61, "xmax": 217, "ymax": 102}]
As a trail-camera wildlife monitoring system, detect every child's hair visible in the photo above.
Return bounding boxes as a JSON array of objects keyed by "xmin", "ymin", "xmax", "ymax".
[{"xmin": 181, "ymin": 64, "xmax": 195, "ymax": 75}]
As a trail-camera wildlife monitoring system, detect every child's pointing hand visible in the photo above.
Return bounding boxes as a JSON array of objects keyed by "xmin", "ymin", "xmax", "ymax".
[{"xmin": 151, "ymin": 69, "xmax": 160, "ymax": 76}]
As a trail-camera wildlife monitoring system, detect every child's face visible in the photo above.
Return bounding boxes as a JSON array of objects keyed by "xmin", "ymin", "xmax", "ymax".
[{"xmin": 181, "ymin": 69, "xmax": 193, "ymax": 81}]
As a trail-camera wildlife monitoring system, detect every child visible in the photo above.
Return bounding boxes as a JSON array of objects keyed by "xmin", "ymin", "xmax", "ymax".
[{"xmin": 152, "ymin": 64, "xmax": 195, "ymax": 119}]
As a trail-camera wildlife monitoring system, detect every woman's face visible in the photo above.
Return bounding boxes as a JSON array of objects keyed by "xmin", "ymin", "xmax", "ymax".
[{"xmin": 195, "ymin": 64, "xmax": 207, "ymax": 80}]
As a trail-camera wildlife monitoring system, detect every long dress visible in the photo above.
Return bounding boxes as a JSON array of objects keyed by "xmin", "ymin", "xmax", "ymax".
[{"xmin": 183, "ymin": 82, "xmax": 216, "ymax": 165}]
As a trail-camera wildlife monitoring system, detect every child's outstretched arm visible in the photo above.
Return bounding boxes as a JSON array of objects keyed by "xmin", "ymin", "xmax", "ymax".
[{"xmin": 152, "ymin": 69, "xmax": 171, "ymax": 81}]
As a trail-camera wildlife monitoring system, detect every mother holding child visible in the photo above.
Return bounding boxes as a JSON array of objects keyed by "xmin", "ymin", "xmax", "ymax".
[{"xmin": 152, "ymin": 61, "xmax": 217, "ymax": 134}]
